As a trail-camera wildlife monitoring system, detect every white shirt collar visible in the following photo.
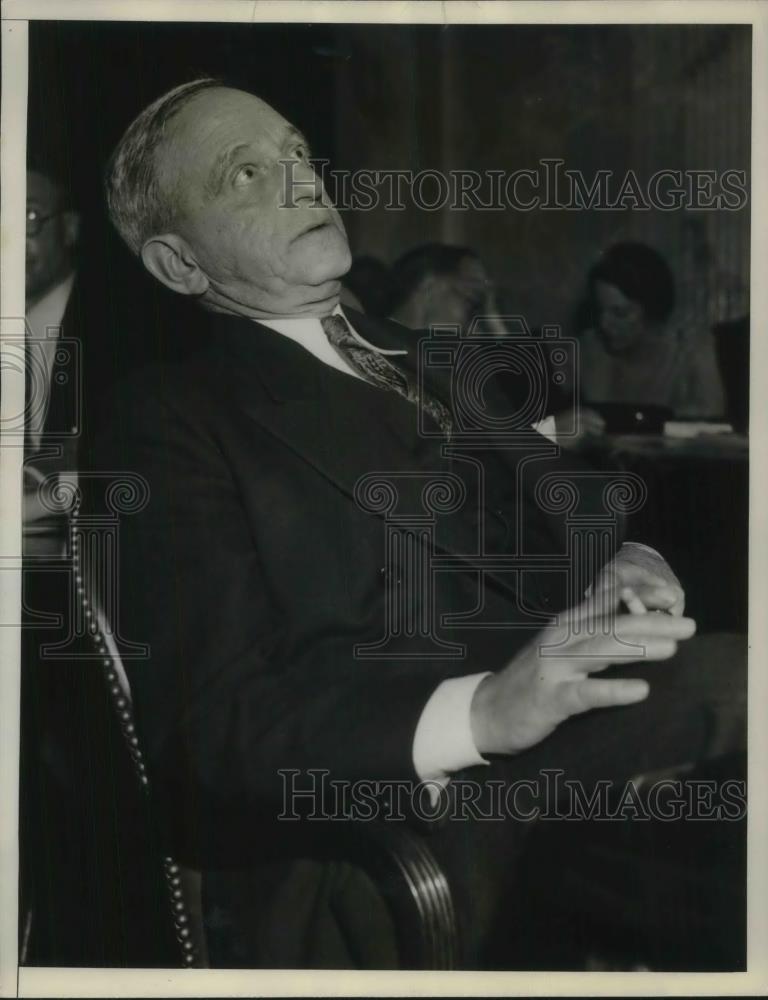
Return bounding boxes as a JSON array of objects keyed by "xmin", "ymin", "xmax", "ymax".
[
  {"xmin": 26, "ymin": 271, "xmax": 76, "ymax": 342},
  {"xmin": 247, "ymin": 305, "xmax": 556, "ymax": 440},
  {"xmin": 257, "ymin": 304, "xmax": 406, "ymax": 381}
]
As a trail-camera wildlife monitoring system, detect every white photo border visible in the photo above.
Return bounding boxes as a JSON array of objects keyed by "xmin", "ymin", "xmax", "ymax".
[{"xmin": 1, "ymin": 2, "xmax": 765, "ymax": 996}]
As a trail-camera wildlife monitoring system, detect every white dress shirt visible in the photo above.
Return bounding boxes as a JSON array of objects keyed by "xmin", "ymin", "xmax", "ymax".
[{"xmin": 257, "ymin": 305, "xmax": 489, "ymax": 783}]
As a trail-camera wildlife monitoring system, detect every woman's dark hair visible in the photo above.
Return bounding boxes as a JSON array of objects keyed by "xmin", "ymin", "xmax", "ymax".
[
  {"xmin": 389, "ymin": 243, "xmax": 478, "ymax": 314},
  {"xmin": 586, "ymin": 241, "xmax": 676, "ymax": 324}
]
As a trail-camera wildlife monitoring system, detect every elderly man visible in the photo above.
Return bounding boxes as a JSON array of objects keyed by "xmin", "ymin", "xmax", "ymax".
[{"xmin": 95, "ymin": 79, "xmax": 745, "ymax": 968}]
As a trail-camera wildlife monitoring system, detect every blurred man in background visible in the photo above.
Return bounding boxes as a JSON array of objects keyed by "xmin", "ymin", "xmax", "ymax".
[
  {"xmin": 24, "ymin": 162, "xmax": 81, "ymax": 532},
  {"xmin": 389, "ymin": 243, "xmax": 507, "ymax": 335}
]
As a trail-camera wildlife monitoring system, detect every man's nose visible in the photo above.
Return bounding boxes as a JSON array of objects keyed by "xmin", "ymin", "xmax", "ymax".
[{"xmin": 282, "ymin": 156, "xmax": 327, "ymax": 207}]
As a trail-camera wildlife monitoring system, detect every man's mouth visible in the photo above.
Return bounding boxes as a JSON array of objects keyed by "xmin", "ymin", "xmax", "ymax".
[{"xmin": 294, "ymin": 219, "xmax": 332, "ymax": 241}]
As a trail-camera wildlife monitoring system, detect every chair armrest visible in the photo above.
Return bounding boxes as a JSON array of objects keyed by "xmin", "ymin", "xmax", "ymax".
[{"xmin": 346, "ymin": 823, "xmax": 460, "ymax": 969}]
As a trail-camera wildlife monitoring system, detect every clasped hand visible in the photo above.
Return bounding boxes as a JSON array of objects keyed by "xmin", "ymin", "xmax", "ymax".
[
  {"xmin": 470, "ymin": 577, "xmax": 694, "ymax": 758},
  {"xmin": 593, "ymin": 541, "xmax": 685, "ymax": 617}
]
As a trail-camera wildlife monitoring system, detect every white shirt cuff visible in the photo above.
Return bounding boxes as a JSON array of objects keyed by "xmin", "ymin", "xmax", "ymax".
[{"xmin": 412, "ymin": 673, "xmax": 491, "ymax": 784}]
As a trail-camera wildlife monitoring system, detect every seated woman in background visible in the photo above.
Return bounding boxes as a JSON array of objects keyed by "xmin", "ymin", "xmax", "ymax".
[{"xmin": 577, "ymin": 241, "xmax": 726, "ymax": 419}]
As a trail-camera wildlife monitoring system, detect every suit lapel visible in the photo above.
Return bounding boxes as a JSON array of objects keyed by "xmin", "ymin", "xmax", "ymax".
[
  {"xmin": 214, "ymin": 313, "xmax": 436, "ymax": 503},
  {"xmin": 43, "ymin": 280, "xmax": 80, "ymax": 441},
  {"xmin": 210, "ymin": 311, "xmax": 542, "ymax": 605}
]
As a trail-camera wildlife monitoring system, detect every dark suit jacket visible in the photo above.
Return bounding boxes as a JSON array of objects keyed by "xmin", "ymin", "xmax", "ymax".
[
  {"xmin": 94, "ymin": 308, "xmax": 621, "ymax": 848},
  {"xmin": 91, "ymin": 307, "xmax": 622, "ymax": 963},
  {"xmin": 38, "ymin": 270, "xmax": 211, "ymax": 468},
  {"xmin": 30, "ymin": 275, "xmax": 128, "ymax": 469}
]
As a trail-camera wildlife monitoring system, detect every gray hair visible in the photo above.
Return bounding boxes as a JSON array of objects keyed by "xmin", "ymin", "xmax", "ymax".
[{"xmin": 106, "ymin": 77, "xmax": 222, "ymax": 255}]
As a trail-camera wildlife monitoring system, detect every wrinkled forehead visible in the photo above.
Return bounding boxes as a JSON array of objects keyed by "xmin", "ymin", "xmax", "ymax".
[{"xmin": 160, "ymin": 87, "xmax": 295, "ymax": 191}]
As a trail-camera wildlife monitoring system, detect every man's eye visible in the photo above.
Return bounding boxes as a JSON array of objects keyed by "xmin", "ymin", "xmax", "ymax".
[
  {"xmin": 294, "ymin": 144, "xmax": 309, "ymax": 161},
  {"xmin": 233, "ymin": 164, "xmax": 261, "ymax": 187}
]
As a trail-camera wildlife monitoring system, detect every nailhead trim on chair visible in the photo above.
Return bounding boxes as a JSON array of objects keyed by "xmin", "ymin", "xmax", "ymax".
[
  {"xmin": 68, "ymin": 499, "xmax": 459, "ymax": 970},
  {"xmin": 69, "ymin": 507, "xmax": 197, "ymax": 968}
]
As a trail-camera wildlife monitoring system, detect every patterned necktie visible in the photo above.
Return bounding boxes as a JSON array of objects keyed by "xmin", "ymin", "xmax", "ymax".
[{"xmin": 321, "ymin": 314, "xmax": 453, "ymax": 438}]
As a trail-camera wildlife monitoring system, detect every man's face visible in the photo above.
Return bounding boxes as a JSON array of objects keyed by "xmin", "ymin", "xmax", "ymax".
[
  {"xmin": 594, "ymin": 280, "xmax": 646, "ymax": 354},
  {"xmin": 26, "ymin": 170, "xmax": 78, "ymax": 304},
  {"xmin": 452, "ymin": 255, "xmax": 491, "ymax": 317},
  {"xmin": 421, "ymin": 255, "xmax": 490, "ymax": 329},
  {"xmin": 160, "ymin": 88, "xmax": 351, "ymax": 316}
]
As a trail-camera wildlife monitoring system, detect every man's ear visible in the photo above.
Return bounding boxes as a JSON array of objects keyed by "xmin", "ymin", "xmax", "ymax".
[{"xmin": 141, "ymin": 234, "xmax": 209, "ymax": 297}]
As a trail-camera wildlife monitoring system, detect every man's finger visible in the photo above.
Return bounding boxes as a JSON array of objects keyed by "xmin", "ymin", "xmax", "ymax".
[
  {"xmin": 640, "ymin": 587, "xmax": 685, "ymax": 617},
  {"xmin": 614, "ymin": 613, "xmax": 695, "ymax": 640},
  {"xmin": 562, "ymin": 636, "xmax": 679, "ymax": 671},
  {"xmin": 569, "ymin": 583, "xmax": 622, "ymax": 623},
  {"xmin": 630, "ymin": 583, "xmax": 683, "ymax": 611},
  {"xmin": 555, "ymin": 607, "xmax": 695, "ymax": 647},
  {"xmin": 621, "ymin": 586, "xmax": 647, "ymax": 615},
  {"xmin": 537, "ymin": 632, "xmax": 680, "ymax": 675},
  {"xmin": 549, "ymin": 604, "xmax": 694, "ymax": 662},
  {"xmin": 668, "ymin": 595, "xmax": 686, "ymax": 617},
  {"xmin": 559, "ymin": 677, "xmax": 650, "ymax": 717}
]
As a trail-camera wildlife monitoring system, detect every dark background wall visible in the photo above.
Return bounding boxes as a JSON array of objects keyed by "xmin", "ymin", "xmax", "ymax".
[
  {"xmin": 332, "ymin": 23, "xmax": 750, "ymax": 329},
  {"xmin": 28, "ymin": 20, "xmax": 750, "ymax": 336}
]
